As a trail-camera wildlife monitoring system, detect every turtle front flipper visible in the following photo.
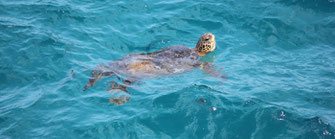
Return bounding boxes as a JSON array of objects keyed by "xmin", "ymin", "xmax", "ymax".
[{"xmin": 200, "ymin": 62, "xmax": 223, "ymax": 77}]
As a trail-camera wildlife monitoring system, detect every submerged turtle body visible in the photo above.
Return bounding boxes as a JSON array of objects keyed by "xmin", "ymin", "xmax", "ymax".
[
  {"xmin": 84, "ymin": 33, "xmax": 218, "ymax": 104},
  {"xmin": 108, "ymin": 45, "xmax": 201, "ymax": 79}
]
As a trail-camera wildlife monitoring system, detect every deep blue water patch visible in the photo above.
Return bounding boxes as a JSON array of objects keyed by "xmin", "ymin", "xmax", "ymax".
[{"xmin": 1, "ymin": 0, "xmax": 335, "ymax": 138}]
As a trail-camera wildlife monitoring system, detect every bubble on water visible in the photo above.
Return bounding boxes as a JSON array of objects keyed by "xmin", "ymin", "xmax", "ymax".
[
  {"xmin": 280, "ymin": 111, "xmax": 286, "ymax": 117},
  {"xmin": 267, "ymin": 35, "xmax": 278, "ymax": 45},
  {"xmin": 210, "ymin": 107, "xmax": 217, "ymax": 111},
  {"xmin": 277, "ymin": 111, "xmax": 286, "ymax": 121},
  {"xmin": 323, "ymin": 130, "xmax": 332, "ymax": 135}
]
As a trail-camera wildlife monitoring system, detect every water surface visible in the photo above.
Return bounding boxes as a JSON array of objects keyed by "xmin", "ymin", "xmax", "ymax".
[{"xmin": 1, "ymin": 0, "xmax": 335, "ymax": 138}]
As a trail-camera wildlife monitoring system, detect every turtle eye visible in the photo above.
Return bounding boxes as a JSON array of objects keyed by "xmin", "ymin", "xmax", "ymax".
[{"xmin": 205, "ymin": 36, "xmax": 211, "ymax": 41}]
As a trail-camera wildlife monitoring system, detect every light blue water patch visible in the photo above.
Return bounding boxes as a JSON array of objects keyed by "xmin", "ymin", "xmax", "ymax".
[{"xmin": 1, "ymin": 0, "xmax": 335, "ymax": 138}]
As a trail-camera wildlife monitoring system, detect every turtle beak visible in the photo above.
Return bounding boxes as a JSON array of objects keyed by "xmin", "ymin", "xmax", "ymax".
[{"xmin": 209, "ymin": 34, "xmax": 216, "ymax": 52}]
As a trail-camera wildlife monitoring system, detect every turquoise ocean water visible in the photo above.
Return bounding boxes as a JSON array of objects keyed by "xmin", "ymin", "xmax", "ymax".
[{"xmin": 1, "ymin": 0, "xmax": 335, "ymax": 138}]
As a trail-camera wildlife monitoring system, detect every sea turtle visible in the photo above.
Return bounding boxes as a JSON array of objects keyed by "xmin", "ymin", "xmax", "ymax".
[{"xmin": 84, "ymin": 33, "xmax": 221, "ymax": 104}]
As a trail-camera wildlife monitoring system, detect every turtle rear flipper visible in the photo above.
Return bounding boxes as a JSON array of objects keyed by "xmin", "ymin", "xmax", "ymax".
[
  {"xmin": 106, "ymin": 81, "xmax": 130, "ymax": 95},
  {"xmin": 109, "ymin": 96, "xmax": 130, "ymax": 105},
  {"xmin": 83, "ymin": 70, "xmax": 121, "ymax": 91},
  {"xmin": 107, "ymin": 81, "xmax": 133, "ymax": 105}
]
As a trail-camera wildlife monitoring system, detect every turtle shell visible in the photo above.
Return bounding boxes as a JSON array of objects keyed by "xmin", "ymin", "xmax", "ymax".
[{"xmin": 107, "ymin": 45, "xmax": 201, "ymax": 78}]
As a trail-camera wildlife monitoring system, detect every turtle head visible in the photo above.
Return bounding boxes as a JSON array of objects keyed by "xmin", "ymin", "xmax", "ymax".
[{"xmin": 195, "ymin": 33, "xmax": 216, "ymax": 57}]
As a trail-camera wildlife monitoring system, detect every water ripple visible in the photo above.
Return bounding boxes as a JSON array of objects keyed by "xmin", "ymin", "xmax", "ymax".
[{"xmin": 1, "ymin": 0, "xmax": 335, "ymax": 138}]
